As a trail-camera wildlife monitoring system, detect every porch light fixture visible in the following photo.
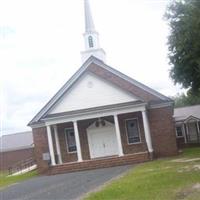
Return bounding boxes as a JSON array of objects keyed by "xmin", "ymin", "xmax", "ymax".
[
  {"xmin": 95, "ymin": 120, "xmax": 99, "ymax": 127},
  {"xmin": 95, "ymin": 118, "xmax": 106, "ymax": 127}
]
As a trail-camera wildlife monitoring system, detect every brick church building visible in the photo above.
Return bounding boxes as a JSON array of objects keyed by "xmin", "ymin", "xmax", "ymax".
[{"xmin": 28, "ymin": 0, "xmax": 178, "ymax": 175}]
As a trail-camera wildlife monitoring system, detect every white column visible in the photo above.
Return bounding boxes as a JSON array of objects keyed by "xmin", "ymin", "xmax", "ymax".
[
  {"xmin": 183, "ymin": 123, "xmax": 187, "ymax": 144},
  {"xmin": 196, "ymin": 121, "xmax": 200, "ymax": 142},
  {"xmin": 186, "ymin": 123, "xmax": 190, "ymax": 142},
  {"xmin": 142, "ymin": 110, "xmax": 153, "ymax": 153},
  {"xmin": 53, "ymin": 125, "xmax": 62, "ymax": 164},
  {"xmin": 46, "ymin": 125, "xmax": 56, "ymax": 166},
  {"xmin": 114, "ymin": 114, "xmax": 124, "ymax": 156},
  {"xmin": 73, "ymin": 121, "xmax": 83, "ymax": 162},
  {"xmin": 196, "ymin": 121, "xmax": 200, "ymax": 133}
]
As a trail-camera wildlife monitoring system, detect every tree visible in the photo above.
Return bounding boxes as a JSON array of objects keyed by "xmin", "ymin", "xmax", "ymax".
[
  {"xmin": 165, "ymin": 0, "xmax": 200, "ymax": 94},
  {"xmin": 172, "ymin": 92, "xmax": 200, "ymax": 107}
]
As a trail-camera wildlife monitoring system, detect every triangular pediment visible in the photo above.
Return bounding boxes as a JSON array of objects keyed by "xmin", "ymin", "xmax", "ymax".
[
  {"xmin": 29, "ymin": 56, "xmax": 170, "ymax": 126},
  {"xmin": 48, "ymin": 72, "xmax": 139, "ymax": 114},
  {"xmin": 184, "ymin": 115, "xmax": 200, "ymax": 123}
]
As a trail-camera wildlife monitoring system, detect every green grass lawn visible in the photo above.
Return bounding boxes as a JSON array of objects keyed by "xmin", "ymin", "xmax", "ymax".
[
  {"xmin": 0, "ymin": 170, "xmax": 38, "ymax": 189},
  {"xmin": 85, "ymin": 148, "xmax": 200, "ymax": 200}
]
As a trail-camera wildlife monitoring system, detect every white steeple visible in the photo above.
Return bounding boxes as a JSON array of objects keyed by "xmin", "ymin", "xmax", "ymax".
[{"xmin": 81, "ymin": 0, "xmax": 106, "ymax": 63}]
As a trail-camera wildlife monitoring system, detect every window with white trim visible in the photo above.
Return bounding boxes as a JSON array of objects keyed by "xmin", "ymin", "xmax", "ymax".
[
  {"xmin": 126, "ymin": 119, "xmax": 141, "ymax": 144},
  {"xmin": 176, "ymin": 126, "xmax": 183, "ymax": 137},
  {"xmin": 65, "ymin": 128, "xmax": 77, "ymax": 152}
]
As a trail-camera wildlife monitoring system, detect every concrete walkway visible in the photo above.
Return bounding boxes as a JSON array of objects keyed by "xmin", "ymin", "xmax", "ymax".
[{"xmin": 0, "ymin": 165, "xmax": 132, "ymax": 200}]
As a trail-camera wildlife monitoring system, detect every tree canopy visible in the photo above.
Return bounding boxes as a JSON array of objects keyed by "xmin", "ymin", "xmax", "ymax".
[
  {"xmin": 173, "ymin": 92, "xmax": 200, "ymax": 108},
  {"xmin": 165, "ymin": 0, "xmax": 200, "ymax": 94}
]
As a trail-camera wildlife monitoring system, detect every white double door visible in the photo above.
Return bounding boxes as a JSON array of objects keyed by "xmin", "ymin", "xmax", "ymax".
[{"xmin": 87, "ymin": 123, "xmax": 119, "ymax": 159}]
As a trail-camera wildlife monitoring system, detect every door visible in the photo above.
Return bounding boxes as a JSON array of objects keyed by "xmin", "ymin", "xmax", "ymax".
[
  {"xmin": 87, "ymin": 121, "xmax": 119, "ymax": 158},
  {"xmin": 187, "ymin": 122, "xmax": 198, "ymax": 142}
]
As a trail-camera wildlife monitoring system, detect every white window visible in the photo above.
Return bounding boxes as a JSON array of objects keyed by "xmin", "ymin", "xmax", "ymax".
[
  {"xmin": 126, "ymin": 119, "xmax": 141, "ymax": 144},
  {"xmin": 176, "ymin": 125, "xmax": 183, "ymax": 137},
  {"xmin": 65, "ymin": 128, "xmax": 77, "ymax": 152}
]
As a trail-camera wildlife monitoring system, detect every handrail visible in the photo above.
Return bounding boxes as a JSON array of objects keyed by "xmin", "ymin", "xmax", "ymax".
[{"xmin": 8, "ymin": 157, "xmax": 36, "ymax": 175}]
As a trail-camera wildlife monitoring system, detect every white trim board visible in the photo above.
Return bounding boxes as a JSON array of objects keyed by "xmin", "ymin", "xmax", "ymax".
[{"xmin": 45, "ymin": 104, "xmax": 146, "ymax": 126}]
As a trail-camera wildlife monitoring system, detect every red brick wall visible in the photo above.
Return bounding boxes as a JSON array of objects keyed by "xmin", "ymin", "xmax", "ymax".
[
  {"xmin": 0, "ymin": 148, "xmax": 34, "ymax": 171},
  {"xmin": 57, "ymin": 122, "xmax": 78, "ymax": 163},
  {"xmin": 33, "ymin": 107, "xmax": 177, "ymax": 173},
  {"xmin": 49, "ymin": 152, "xmax": 149, "ymax": 175},
  {"xmin": 87, "ymin": 64, "xmax": 160, "ymax": 102},
  {"xmin": 118, "ymin": 112, "xmax": 148, "ymax": 154},
  {"xmin": 148, "ymin": 106, "xmax": 178, "ymax": 157},
  {"xmin": 176, "ymin": 137, "xmax": 200, "ymax": 149},
  {"xmin": 176, "ymin": 137, "xmax": 185, "ymax": 149},
  {"xmin": 32, "ymin": 127, "xmax": 49, "ymax": 174}
]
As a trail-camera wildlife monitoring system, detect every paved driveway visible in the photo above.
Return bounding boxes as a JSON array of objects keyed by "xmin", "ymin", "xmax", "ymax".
[{"xmin": 0, "ymin": 165, "xmax": 132, "ymax": 200}]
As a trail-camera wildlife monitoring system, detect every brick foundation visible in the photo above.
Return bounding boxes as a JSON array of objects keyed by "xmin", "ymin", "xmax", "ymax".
[
  {"xmin": 48, "ymin": 152, "xmax": 149, "ymax": 175},
  {"xmin": 176, "ymin": 137, "xmax": 200, "ymax": 149},
  {"xmin": 176, "ymin": 137, "xmax": 186, "ymax": 149}
]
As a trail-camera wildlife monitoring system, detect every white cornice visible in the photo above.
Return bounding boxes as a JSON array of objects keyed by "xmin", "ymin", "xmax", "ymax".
[
  {"xmin": 29, "ymin": 122, "xmax": 46, "ymax": 129},
  {"xmin": 148, "ymin": 101, "xmax": 174, "ymax": 109},
  {"xmin": 44, "ymin": 103, "xmax": 147, "ymax": 126}
]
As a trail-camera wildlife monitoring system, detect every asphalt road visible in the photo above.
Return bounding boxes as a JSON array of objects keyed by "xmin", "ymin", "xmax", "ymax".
[{"xmin": 0, "ymin": 165, "xmax": 132, "ymax": 200}]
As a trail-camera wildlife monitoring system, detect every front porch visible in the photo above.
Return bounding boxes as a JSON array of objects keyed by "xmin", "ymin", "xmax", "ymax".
[
  {"xmin": 42, "ymin": 102, "xmax": 153, "ymax": 173},
  {"xmin": 176, "ymin": 116, "xmax": 200, "ymax": 148}
]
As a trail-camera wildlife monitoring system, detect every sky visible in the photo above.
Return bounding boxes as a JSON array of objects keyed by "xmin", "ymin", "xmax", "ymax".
[{"xmin": 0, "ymin": 0, "xmax": 184, "ymax": 135}]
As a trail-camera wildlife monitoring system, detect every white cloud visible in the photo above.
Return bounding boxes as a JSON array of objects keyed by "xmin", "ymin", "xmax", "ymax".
[{"xmin": 0, "ymin": 0, "xmax": 183, "ymax": 135}]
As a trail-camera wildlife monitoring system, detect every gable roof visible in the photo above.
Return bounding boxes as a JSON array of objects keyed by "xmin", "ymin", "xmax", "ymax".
[
  {"xmin": 184, "ymin": 115, "xmax": 200, "ymax": 123},
  {"xmin": 28, "ymin": 56, "xmax": 171, "ymax": 126},
  {"xmin": 0, "ymin": 131, "xmax": 34, "ymax": 152},
  {"xmin": 174, "ymin": 104, "xmax": 200, "ymax": 122}
]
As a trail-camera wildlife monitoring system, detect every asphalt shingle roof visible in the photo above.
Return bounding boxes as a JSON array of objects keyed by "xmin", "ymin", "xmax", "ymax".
[
  {"xmin": 0, "ymin": 131, "xmax": 34, "ymax": 152},
  {"xmin": 174, "ymin": 105, "xmax": 200, "ymax": 121}
]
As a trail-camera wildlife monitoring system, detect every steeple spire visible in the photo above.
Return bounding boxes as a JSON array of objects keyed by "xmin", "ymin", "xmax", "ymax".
[
  {"xmin": 84, "ymin": 0, "xmax": 95, "ymax": 32},
  {"xmin": 81, "ymin": 0, "xmax": 106, "ymax": 63}
]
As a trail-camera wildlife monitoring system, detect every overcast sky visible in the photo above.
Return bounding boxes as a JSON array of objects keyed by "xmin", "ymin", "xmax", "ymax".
[{"xmin": 0, "ymin": 0, "xmax": 184, "ymax": 135}]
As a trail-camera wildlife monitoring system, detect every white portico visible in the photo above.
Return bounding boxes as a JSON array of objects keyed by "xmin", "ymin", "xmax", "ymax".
[{"xmin": 44, "ymin": 100, "xmax": 153, "ymax": 166}]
